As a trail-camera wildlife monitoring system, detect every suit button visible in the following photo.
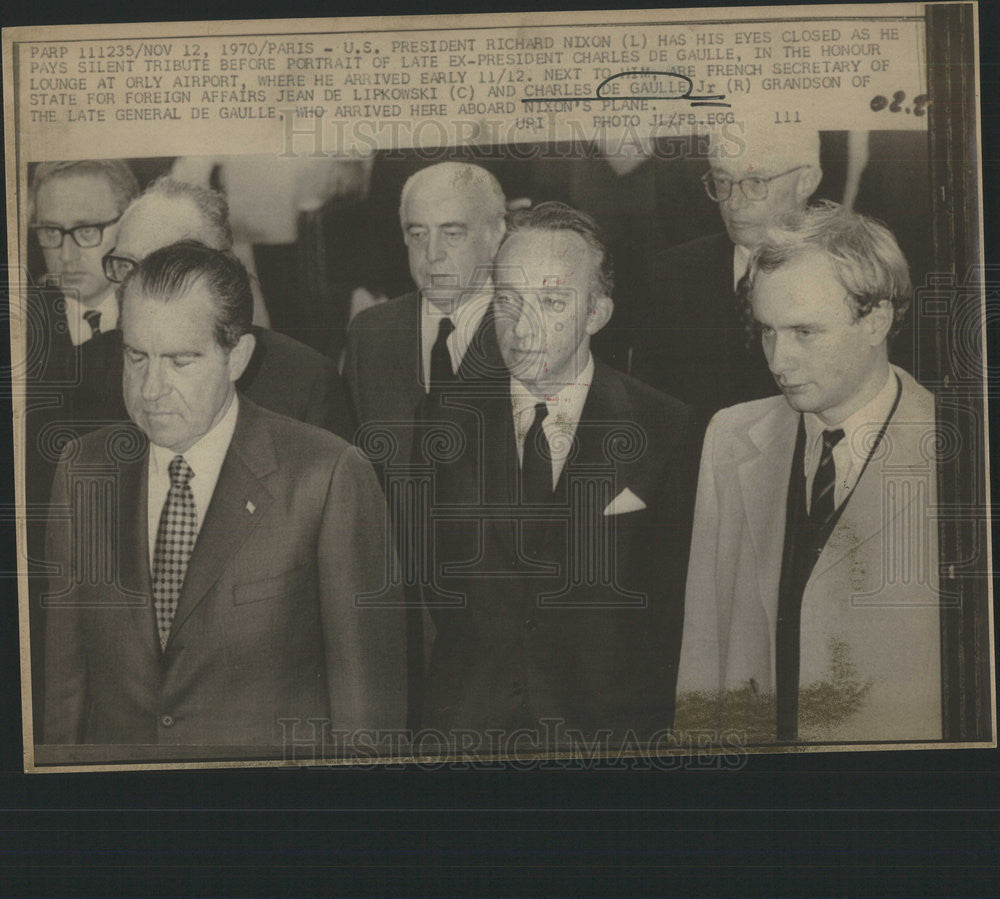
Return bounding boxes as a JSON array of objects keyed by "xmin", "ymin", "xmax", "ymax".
[
  {"xmin": 160, "ymin": 715, "xmax": 175, "ymax": 728},
  {"xmin": 522, "ymin": 617, "xmax": 537, "ymax": 632}
]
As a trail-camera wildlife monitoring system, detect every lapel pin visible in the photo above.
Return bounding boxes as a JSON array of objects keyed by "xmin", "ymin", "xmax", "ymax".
[{"xmin": 245, "ymin": 500, "xmax": 256, "ymax": 515}]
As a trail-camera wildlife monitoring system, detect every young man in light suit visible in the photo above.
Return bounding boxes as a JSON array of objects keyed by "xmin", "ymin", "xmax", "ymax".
[
  {"xmin": 676, "ymin": 202, "xmax": 941, "ymax": 744},
  {"xmin": 42, "ymin": 243, "xmax": 405, "ymax": 753}
]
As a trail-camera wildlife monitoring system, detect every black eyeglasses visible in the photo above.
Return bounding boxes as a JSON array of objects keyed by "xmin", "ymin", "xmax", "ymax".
[
  {"xmin": 31, "ymin": 215, "xmax": 122, "ymax": 250},
  {"xmin": 102, "ymin": 251, "xmax": 138, "ymax": 283},
  {"xmin": 701, "ymin": 165, "xmax": 809, "ymax": 203}
]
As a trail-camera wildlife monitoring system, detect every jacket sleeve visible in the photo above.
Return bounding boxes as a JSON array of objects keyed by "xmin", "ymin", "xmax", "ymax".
[
  {"xmin": 340, "ymin": 323, "xmax": 364, "ymax": 432},
  {"xmin": 42, "ymin": 451, "xmax": 88, "ymax": 744},
  {"xmin": 316, "ymin": 444, "xmax": 407, "ymax": 740}
]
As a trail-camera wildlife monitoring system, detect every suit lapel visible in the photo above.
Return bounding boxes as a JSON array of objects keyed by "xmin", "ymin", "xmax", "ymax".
[
  {"xmin": 483, "ymin": 387, "xmax": 519, "ymax": 563},
  {"xmin": 115, "ymin": 433, "xmax": 160, "ymax": 661},
  {"xmin": 457, "ymin": 300, "xmax": 507, "ymax": 383},
  {"xmin": 167, "ymin": 399, "xmax": 276, "ymax": 644},
  {"xmin": 811, "ymin": 374, "xmax": 930, "ymax": 579},
  {"xmin": 737, "ymin": 402, "xmax": 799, "ymax": 635}
]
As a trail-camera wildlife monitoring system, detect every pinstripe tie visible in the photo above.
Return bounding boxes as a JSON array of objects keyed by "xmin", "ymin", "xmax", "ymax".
[{"xmin": 810, "ymin": 428, "xmax": 845, "ymax": 525}]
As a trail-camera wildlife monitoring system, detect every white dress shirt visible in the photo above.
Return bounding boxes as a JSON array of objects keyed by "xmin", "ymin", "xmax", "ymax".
[
  {"xmin": 510, "ymin": 353, "xmax": 595, "ymax": 490},
  {"xmin": 64, "ymin": 286, "xmax": 118, "ymax": 346},
  {"xmin": 146, "ymin": 393, "xmax": 240, "ymax": 568},
  {"xmin": 803, "ymin": 369, "xmax": 898, "ymax": 514},
  {"xmin": 732, "ymin": 243, "xmax": 751, "ymax": 292},
  {"xmin": 420, "ymin": 285, "xmax": 493, "ymax": 392}
]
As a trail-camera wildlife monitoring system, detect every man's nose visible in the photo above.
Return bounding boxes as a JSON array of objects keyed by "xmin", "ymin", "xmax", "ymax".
[
  {"xmin": 513, "ymin": 300, "xmax": 542, "ymax": 344},
  {"xmin": 725, "ymin": 184, "xmax": 749, "ymax": 211},
  {"xmin": 140, "ymin": 360, "xmax": 169, "ymax": 401},
  {"xmin": 768, "ymin": 333, "xmax": 796, "ymax": 376},
  {"xmin": 58, "ymin": 235, "xmax": 80, "ymax": 264},
  {"xmin": 425, "ymin": 230, "xmax": 446, "ymax": 263}
]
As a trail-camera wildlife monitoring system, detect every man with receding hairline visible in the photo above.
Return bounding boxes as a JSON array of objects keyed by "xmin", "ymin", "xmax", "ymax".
[
  {"xmin": 343, "ymin": 161, "xmax": 509, "ymax": 465},
  {"xmin": 422, "ymin": 201, "xmax": 694, "ymax": 745},
  {"xmin": 43, "ymin": 243, "xmax": 405, "ymax": 750}
]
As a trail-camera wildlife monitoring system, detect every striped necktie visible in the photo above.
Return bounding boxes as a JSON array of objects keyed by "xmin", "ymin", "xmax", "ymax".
[{"xmin": 810, "ymin": 428, "xmax": 845, "ymax": 525}]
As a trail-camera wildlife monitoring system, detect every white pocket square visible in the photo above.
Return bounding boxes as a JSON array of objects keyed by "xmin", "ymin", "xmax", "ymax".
[{"xmin": 603, "ymin": 487, "xmax": 647, "ymax": 516}]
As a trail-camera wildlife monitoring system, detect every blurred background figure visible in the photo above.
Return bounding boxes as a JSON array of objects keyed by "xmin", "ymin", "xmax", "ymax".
[{"xmin": 170, "ymin": 154, "xmax": 372, "ymax": 359}]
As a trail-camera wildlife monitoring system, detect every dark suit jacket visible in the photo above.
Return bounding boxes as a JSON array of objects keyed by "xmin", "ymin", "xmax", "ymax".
[
  {"xmin": 69, "ymin": 326, "xmax": 353, "ymax": 439},
  {"xmin": 421, "ymin": 361, "xmax": 695, "ymax": 743},
  {"xmin": 24, "ymin": 287, "xmax": 86, "ymax": 738},
  {"xmin": 42, "ymin": 396, "xmax": 406, "ymax": 749},
  {"xmin": 342, "ymin": 290, "xmax": 506, "ymax": 466},
  {"xmin": 631, "ymin": 232, "xmax": 777, "ymax": 425}
]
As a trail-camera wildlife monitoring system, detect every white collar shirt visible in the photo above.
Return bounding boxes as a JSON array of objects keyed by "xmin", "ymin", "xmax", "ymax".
[
  {"xmin": 420, "ymin": 284, "xmax": 493, "ymax": 392},
  {"xmin": 803, "ymin": 369, "xmax": 899, "ymax": 514},
  {"xmin": 146, "ymin": 393, "xmax": 240, "ymax": 568},
  {"xmin": 64, "ymin": 285, "xmax": 118, "ymax": 346},
  {"xmin": 733, "ymin": 243, "xmax": 752, "ymax": 293},
  {"xmin": 510, "ymin": 353, "xmax": 595, "ymax": 490}
]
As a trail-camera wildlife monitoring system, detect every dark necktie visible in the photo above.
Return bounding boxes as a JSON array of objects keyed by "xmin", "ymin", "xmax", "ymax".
[
  {"xmin": 152, "ymin": 455, "xmax": 198, "ymax": 651},
  {"xmin": 810, "ymin": 428, "xmax": 845, "ymax": 526},
  {"xmin": 429, "ymin": 317, "xmax": 456, "ymax": 387},
  {"xmin": 82, "ymin": 309, "xmax": 101, "ymax": 337},
  {"xmin": 521, "ymin": 402, "xmax": 553, "ymax": 505}
]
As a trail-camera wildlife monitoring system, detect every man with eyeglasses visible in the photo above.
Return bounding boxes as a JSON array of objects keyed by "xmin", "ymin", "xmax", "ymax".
[
  {"xmin": 632, "ymin": 128, "xmax": 823, "ymax": 424},
  {"xmin": 29, "ymin": 161, "xmax": 140, "ymax": 365},
  {"xmin": 23, "ymin": 161, "xmax": 141, "ymax": 738}
]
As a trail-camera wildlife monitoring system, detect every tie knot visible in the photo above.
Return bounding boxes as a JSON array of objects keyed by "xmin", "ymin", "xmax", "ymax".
[
  {"xmin": 437, "ymin": 317, "xmax": 455, "ymax": 340},
  {"xmin": 822, "ymin": 428, "xmax": 845, "ymax": 452},
  {"xmin": 168, "ymin": 455, "xmax": 194, "ymax": 488},
  {"xmin": 82, "ymin": 309, "xmax": 101, "ymax": 335},
  {"xmin": 533, "ymin": 401, "xmax": 548, "ymax": 425}
]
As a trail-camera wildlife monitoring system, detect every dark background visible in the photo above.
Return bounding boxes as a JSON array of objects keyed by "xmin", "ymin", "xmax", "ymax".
[{"xmin": 2, "ymin": 0, "xmax": 998, "ymax": 895}]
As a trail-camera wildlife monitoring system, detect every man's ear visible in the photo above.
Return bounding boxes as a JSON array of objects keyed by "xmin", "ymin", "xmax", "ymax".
[
  {"xmin": 864, "ymin": 299, "xmax": 894, "ymax": 346},
  {"xmin": 227, "ymin": 331, "xmax": 256, "ymax": 382},
  {"xmin": 795, "ymin": 165, "xmax": 823, "ymax": 202},
  {"xmin": 585, "ymin": 294, "xmax": 614, "ymax": 336},
  {"xmin": 489, "ymin": 218, "xmax": 507, "ymax": 256}
]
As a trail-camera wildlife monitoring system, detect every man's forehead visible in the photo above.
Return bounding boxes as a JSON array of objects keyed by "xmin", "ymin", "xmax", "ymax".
[
  {"xmin": 496, "ymin": 230, "xmax": 594, "ymax": 283},
  {"xmin": 753, "ymin": 254, "xmax": 845, "ymax": 307},
  {"xmin": 36, "ymin": 172, "xmax": 116, "ymax": 214},
  {"xmin": 712, "ymin": 149, "xmax": 804, "ymax": 177}
]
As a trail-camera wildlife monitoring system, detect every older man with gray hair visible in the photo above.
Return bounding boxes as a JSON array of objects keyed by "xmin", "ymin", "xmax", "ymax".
[
  {"xmin": 343, "ymin": 160, "xmax": 509, "ymax": 462},
  {"xmin": 634, "ymin": 127, "xmax": 824, "ymax": 423}
]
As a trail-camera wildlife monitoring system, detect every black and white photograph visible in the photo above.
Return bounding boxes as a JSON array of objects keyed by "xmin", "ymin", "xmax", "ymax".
[{"xmin": 3, "ymin": 2, "xmax": 992, "ymax": 772}]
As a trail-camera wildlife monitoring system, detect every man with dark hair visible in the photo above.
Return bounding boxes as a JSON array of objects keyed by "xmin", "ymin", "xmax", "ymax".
[
  {"xmin": 71, "ymin": 177, "xmax": 352, "ymax": 437},
  {"xmin": 42, "ymin": 243, "xmax": 405, "ymax": 751},
  {"xmin": 675, "ymin": 203, "xmax": 941, "ymax": 744},
  {"xmin": 421, "ymin": 201, "xmax": 694, "ymax": 748}
]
